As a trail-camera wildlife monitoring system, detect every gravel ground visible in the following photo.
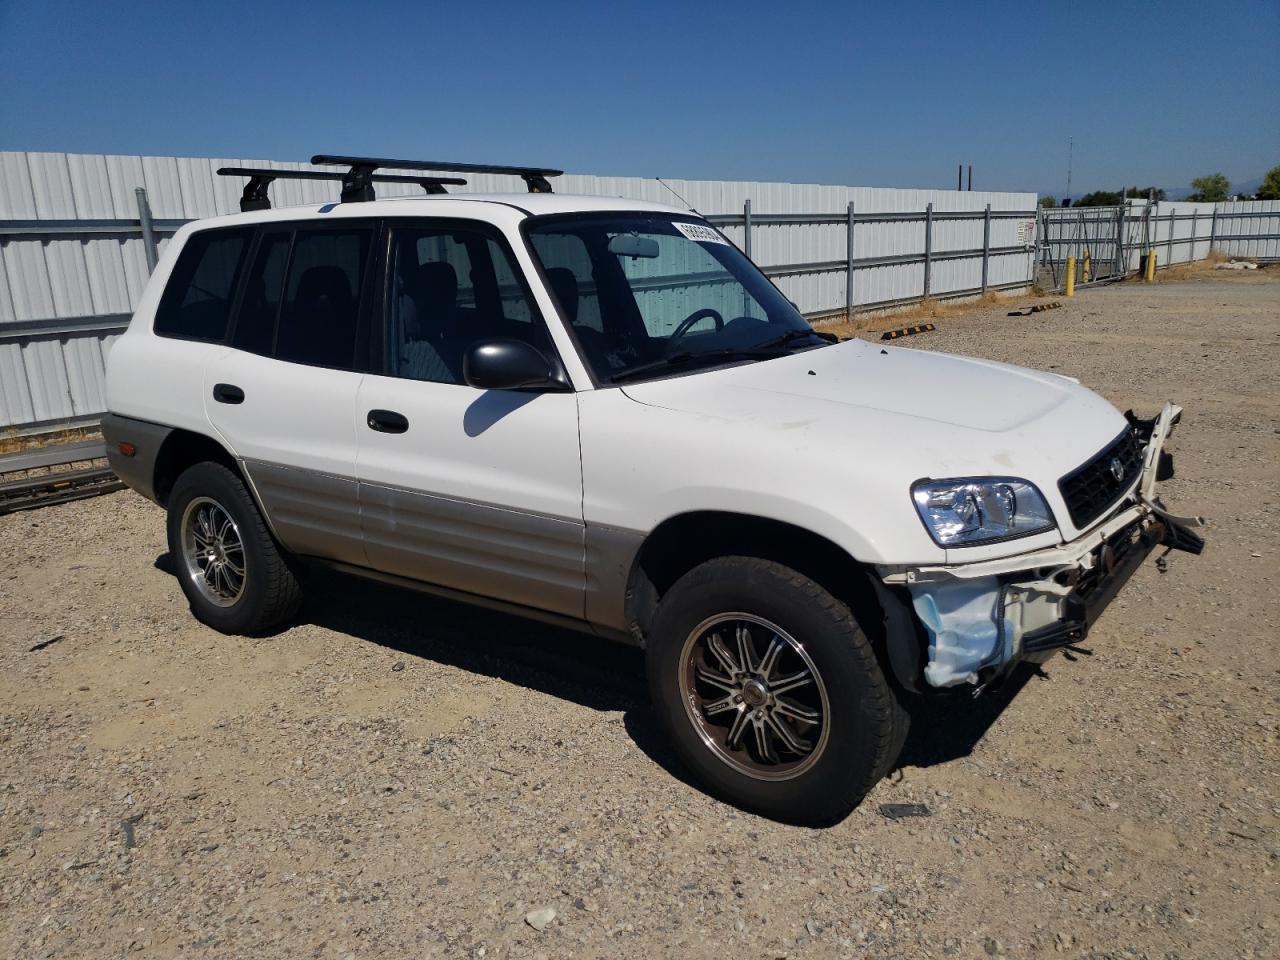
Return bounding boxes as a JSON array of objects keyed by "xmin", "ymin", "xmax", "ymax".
[{"xmin": 2, "ymin": 273, "xmax": 1277, "ymax": 959}]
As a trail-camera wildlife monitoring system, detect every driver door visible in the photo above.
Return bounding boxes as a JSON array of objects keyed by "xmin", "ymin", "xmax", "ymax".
[{"xmin": 354, "ymin": 220, "xmax": 586, "ymax": 618}]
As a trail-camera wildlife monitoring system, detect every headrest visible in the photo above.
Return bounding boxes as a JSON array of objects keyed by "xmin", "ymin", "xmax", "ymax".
[
  {"xmin": 545, "ymin": 267, "xmax": 579, "ymax": 323},
  {"xmin": 407, "ymin": 261, "xmax": 458, "ymax": 310}
]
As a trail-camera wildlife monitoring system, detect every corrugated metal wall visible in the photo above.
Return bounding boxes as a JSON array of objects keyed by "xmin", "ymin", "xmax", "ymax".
[
  {"xmin": 1213, "ymin": 199, "xmax": 1280, "ymax": 261},
  {"xmin": 2, "ymin": 149, "xmax": 1037, "ymax": 430}
]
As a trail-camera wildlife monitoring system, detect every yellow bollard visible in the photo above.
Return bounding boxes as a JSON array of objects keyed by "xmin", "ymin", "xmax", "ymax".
[
  {"xmin": 1065, "ymin": 255, "xmax": 1076, "ymax": 297},
  {"xmin": 1144, "ymin": 248, "xmax": 1157, "ymax": 282},
  {"xmin": 1082, "ymin": 249, "xmax": 1091, "ymax": 283}
]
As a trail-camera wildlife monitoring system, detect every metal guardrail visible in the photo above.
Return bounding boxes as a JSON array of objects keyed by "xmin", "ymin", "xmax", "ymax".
[
  {"xmin": 1, "ymin": 439, "xmax": 107, "ymax": 472},
  {"xmin": 0, "ymin": 313, "xmax": 131, "ymax": 341},
  {"xmin": 0, "ymin": 218, "xmax": 186, "ymax": 237}
]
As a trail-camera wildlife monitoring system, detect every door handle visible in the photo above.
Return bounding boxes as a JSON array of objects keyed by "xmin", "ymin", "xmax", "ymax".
[
  {"xmin": 367, "ymin": 409, "xmax": 409, "ymax": 434},
  {"xmin": 213, "ymin": 383, "xmax": 245, "ymax": 404}
]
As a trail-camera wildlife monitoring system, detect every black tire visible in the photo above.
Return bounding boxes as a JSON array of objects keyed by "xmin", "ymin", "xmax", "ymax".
[
  {"xmin": 874, "ymin": 681, "xmax": 913, "ymax": 782},
  {"xmin": 165, "ymin": 461, "xmax": 302, "ymax": 634},
  {"xmin": 646, "ymin": 556, "xmax": 905, "ymax": 825}
]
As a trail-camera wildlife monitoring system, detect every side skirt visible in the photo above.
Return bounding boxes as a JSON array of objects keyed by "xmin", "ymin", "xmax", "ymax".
[{"xmin": 314, "ymin": 558, "xmax": 636, "ymax": 646}]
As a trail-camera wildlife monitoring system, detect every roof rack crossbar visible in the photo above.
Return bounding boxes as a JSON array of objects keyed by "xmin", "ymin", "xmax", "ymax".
[
  {"xmin": 310, "ymin": 155, "xmax": 563, "ymax": 195},
  {"xmin": 215, "ymin": 166, "xmax": 466, "ymax": 211}
]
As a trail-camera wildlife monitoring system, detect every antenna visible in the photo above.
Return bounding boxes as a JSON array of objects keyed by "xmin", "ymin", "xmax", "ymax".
[{"xmin": 1065, "ymin": 137, "xmax": 1073, "ymax": 201}]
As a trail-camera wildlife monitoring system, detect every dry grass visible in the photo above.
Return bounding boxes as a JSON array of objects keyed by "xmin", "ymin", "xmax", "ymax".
[
  {"xmin": 0, "ymin": 426, "xmax": 101, "ymax": 457},
  {"xmin": 819, "ymin": 289, "xmax": 1044, "ymax": 338}
]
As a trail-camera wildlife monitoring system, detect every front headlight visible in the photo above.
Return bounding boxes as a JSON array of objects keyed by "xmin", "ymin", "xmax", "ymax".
[{"xmin": 911, "ymin": 477, "xmax": 1055, "ymax": 547}]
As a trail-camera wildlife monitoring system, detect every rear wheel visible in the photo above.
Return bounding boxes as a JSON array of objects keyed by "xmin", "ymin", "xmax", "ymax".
[
  {"xmin": 646, "ymin": 556, "xmax": 905, "ymax": 824},
  {"xmin": 166, "ymin": 461, "xmax": 302, "ymax": 634}
]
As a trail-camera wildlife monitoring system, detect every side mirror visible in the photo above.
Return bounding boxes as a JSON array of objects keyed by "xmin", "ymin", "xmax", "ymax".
[{"xmin": 463, "ymin": 339, "xmax": 567, "ymax": 391}]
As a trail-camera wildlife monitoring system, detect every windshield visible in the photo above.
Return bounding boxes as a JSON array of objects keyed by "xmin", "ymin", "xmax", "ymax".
[{"xmin": 525, "ymin": 214, "xmax": 825, "ymax": 383}]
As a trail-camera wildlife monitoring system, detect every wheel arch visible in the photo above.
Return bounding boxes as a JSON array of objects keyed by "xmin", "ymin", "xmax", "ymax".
[
  {"xmin": 152, "ymin": 428, "xmax": 248, "ymax": 508},
  {"xmin": 622, "ymin": 510, "xmax": 924, "ymax": 691}
]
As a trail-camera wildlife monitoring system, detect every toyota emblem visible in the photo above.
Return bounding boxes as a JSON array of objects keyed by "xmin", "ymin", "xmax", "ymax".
[{"xmin": 1109, "ymin": 457, "xmax": 1125, "ymax": 482}]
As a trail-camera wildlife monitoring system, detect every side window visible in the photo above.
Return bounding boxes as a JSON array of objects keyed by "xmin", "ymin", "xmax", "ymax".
[
  {"xmin": 273, "ymin": 228, "xmax": 373, "ymax": 371},
  {"xmin": 153, "ymin": 228, "xmax": 251, "ymax": 342},
  {"xmin": 231, "ymin": 231, "xmax": 289, "ymax": 356},
  {"xmin": 388, "ymin": 226, "xmax": 550, "ymax": 385}
]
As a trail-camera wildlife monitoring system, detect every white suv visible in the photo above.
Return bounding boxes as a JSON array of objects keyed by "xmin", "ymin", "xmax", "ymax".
[{"xmin": 102, "ymin": 156, "xmax": 1203, "ymax": 824}]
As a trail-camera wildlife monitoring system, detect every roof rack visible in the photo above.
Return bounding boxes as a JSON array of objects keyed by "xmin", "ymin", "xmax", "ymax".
[
  {"xmin": 310, "ymin": 154, "xmax": 563, "ymax": 198},
  {"xmin": 216, "ymin": 166, "xmax": 467, "ymax": 212}
]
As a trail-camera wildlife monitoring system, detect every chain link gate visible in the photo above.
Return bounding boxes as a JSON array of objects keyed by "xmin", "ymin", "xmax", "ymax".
[{"xmin": 1037, "ymin": 204, "xmax": 1134, "ymax": 291}]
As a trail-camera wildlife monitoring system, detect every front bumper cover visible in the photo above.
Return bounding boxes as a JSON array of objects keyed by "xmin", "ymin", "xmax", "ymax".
[{"xmin": 878, "ymin": 402, "xmax": 1204, "ymax": 691}]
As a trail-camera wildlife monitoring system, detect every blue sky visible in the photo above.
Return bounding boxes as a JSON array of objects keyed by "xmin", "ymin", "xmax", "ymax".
[{"xmin": 1, "ymin": 0, "xmax": 1276, "ymax": 196}]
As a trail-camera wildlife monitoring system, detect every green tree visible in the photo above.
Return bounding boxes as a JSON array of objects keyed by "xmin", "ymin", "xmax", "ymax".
[
  {"xmin": 1039, "ymin": 195, "xmax": 1058, "ymax": 208},
  {"xmin": 1074, "ymin": 185, "xmax": 1165, "ymax": 207},
  {"xmin": 1257, "ymin": 165, "xmax": 1280, "ymax": 201},
  {"xmin": 1188, "ymin": 173, "xmax": 1230, "ymax": 202},
  {"xmin": 1075, "ymin": 189, "xmax": 1122, "ymax": 207},
  {"xmin": 1124, "ymin": 185, "xmax": 1166, "ymax": 202}
]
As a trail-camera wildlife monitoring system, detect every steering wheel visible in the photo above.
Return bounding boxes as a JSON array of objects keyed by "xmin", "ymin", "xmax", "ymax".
[{"xmin": 669, "ymin": 307, "xmax": 725, "ymax": 345}]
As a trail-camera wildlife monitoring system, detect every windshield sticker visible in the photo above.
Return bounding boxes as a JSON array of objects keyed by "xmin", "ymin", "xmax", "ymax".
[{"xmin": 673, "ymin": 221, "xmax": 730, "ymax": 246}]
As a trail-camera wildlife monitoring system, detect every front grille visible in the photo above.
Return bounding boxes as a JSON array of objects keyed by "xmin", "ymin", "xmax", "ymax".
[{"xmin": 1058, "ymin": 427, "xmax": 1143, "ymax": 529}]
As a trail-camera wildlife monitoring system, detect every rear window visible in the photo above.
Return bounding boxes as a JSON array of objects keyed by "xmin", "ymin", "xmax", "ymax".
[{"xmin": 153, "ymin": 228, "xmax": 252, "ymax": 342}]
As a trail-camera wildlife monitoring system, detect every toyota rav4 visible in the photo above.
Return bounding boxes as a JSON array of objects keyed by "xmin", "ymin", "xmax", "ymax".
[{"xmin": 102, "ymin": 155, "xmax": 1204, "ymax": 824}]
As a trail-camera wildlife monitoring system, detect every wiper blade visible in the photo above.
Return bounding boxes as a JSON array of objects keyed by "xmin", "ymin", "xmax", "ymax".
[
  {"xmin": 749, "ymin": 328, "xmax": 827, "ymax": 352},
  {"xmin": 610, "ymin": 348, "xmax": 783, "ymax": 384}
]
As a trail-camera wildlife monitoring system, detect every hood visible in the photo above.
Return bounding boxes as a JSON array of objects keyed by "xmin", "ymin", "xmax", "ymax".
[
  {"xmin": 623, "ymin": 338, "xmax": 1079, "ymax": 433},
  {"xmin": 619, "ymin": 339, "xmax": 1129, "ymax": 543}
]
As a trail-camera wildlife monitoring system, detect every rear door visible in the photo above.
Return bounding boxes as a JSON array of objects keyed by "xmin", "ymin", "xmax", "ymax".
[
  {"xmin": 204, "ymin": 221, "xmax": 380, "ymax": 564},
  {"xmin": 354, "ymin": 219, "xmax": 585, "ymax": 617}
]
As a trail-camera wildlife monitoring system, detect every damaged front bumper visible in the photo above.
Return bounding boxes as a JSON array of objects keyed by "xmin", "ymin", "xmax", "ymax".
[{"xmin": 878, "ymin": 402, "xmax": 1205, "ymax": 691}]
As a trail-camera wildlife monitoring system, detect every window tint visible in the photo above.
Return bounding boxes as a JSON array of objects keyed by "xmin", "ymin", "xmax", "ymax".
[
  {"xmin": 388, "ymin": 227, "xmax": 550, "ymax": 385},
  {"xmin": 153, "ymin": 228, "xmax": 251, "ymax": 341},
  {"xmin": 273, "ymin": 229, "xmax": 373, "ymax": 371},
  {"xmin": 231, "ymin": 232, "xmax": 289, "ymax": 356}
]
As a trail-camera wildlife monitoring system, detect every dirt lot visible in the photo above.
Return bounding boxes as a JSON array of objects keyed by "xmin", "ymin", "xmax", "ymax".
[{"xmin": 2, "ymin": 273, "xmax": 1277, "ymax": 959}]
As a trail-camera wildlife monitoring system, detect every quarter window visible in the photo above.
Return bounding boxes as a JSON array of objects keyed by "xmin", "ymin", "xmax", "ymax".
[{"xmin": 153, "ymin": 228, "xmax": 252, "ymax": 342}]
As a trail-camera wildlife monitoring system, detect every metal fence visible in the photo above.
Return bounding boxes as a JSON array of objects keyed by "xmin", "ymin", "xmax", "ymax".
[
  {"xmin": 0, "ymin": 151, "xmax": 1038, "ymax": 432},
  {"xmin": 1039, "ymin": 199, "xmax": 1280, "ymax": 290},
  {"xmin": 705, "ymin": 201, "xmax": 1037, "ymax": 318}
]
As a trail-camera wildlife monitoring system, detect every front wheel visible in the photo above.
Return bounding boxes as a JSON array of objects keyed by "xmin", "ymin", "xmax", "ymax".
[
  {"xmin": 165, "ymin": 461, "xmax": 302, "ymax": 634},
  {"xmin": 646, "ymin": 557, "xmax": 905, "ymax": 825}
]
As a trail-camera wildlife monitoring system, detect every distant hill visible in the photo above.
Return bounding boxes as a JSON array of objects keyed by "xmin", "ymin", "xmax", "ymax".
[{"xmin": 1231, "ymin": 175, "xmax": 1263, "ymax": 197}]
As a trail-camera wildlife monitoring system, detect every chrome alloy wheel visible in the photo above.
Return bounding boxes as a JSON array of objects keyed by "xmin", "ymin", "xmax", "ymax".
[
  {"xmin": 678, "ymin": 613, "xmax": 831, "ymax": 781},
  {"xmin": 180, "ymin": 497, "xmax": 246, "ymax": 607}
]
